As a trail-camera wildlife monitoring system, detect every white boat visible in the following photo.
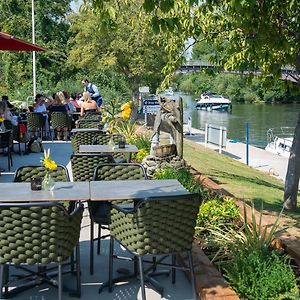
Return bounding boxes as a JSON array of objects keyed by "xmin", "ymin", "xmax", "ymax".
[
  {"xmin": 164, "ymin": 87, "xmax": 174, "ymax": 96},
  {"xmin": 265, "ymin": 127, "xmax": 294, "ymax": 157},
  {"xmin": 196, "ymin": 93, "xmax": 232, "ymax": 111}
]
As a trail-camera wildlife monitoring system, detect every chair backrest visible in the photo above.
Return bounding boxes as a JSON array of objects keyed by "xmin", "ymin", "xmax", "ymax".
[
  {"xmin": 71, "ymin": 130, "xmax": 103, "ymax": 153},
  {"xmin": 51, "ymin": 112, "xmax": 71, "ymax": 129},
  {"xmin": 79, "ymin": 111, "xmax": 102, "ymax": 121},
  {"xmin": 92, "ymin": 134, "xmax": 124, "ymax": 145},
  {"xmin": 13, "ymin": 165, "xmax": 70, "ymax": 182},
  {"xmin": 78, "ymin": 120, "xmax": 103, "ymax": 129},
  {"xmin": 93, "ymin": 163, "xmax": 147, "ymax": 181},
  {"xmin": 71, "ymin": 153, "xmax": 114, "ymax": 181},
  {"xmin": 0, "ymin": 130, "xmax": 12, "ymax": 148},
  {"xmin": 109, "ymin": 193, "xmax": 202, "ymax": 255},
  {"xmin": 27, "ymin": 112, "xmax": 45, "ymax": 128},
  {"xmin": 0, "ymin": 202, "xmax": 83, "ymax": 265}
]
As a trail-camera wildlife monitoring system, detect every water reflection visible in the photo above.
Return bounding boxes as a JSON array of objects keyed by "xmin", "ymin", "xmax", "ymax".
[{"xmin": 180, "ymin": 93, "xmax": 299, "ymax": 147}]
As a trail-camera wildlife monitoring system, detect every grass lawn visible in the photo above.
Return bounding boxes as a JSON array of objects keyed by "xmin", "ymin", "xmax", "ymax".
[{"xmin": 183, "ymin": 139, "xmax": 300, "ymax": 223}]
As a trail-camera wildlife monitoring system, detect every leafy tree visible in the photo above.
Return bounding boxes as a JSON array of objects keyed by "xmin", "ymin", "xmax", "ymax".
[
  {"xmin": 0, "ymin": 0, "xmax": 73, "ymax": 98},
  {"xmin": 68, "ymin": 0, "xmax": 169, "ymax": 98}
]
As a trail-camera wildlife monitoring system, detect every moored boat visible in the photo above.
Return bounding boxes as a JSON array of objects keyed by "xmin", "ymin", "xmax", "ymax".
[
  {"xmin": 265, "ymin": 127, "xmax": 294, "ymax": 157},
  {"xmin": 196, "ymin": 93, "xmax": 232, "ymax": 111}
]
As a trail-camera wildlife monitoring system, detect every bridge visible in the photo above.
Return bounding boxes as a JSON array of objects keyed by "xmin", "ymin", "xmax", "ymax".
[{"xmin": 177, "ymin": 60, "xmax": 299, "ymax": 83}]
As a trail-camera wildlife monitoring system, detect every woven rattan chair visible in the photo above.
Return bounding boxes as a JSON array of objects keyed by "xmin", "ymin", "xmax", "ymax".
[
  {"xmin": 50, "ymin": 112, "xmax": 71, "ymax": 141},
  {"xmin": 107, "ymin": 193, "xmax": 201, "ymax": 300},
  {"xmin": 79, "ymin": 111, "xmax": 102, "ymax": 121},
  {"xmin": 77, "ymin": 120, "xmax": 104, "ymax": 129},
  {"xmin": 27, "ymin": 112, "xmax": 45, "ymax": 139},
  {"xmin": 89, "ymin": 163, "xmax": 147, "ymax": 275},
  {"xmin": 71, "ymin": 130, "xmax": 103, "ymax": 153},
  {"xmin": 14, "ymin": 165, "xmax": 70, "ymax": 182},
  {"xmin": 0, "ymin": 202, "xmax": 84, "ymax": 300},
  {"xmin": 0, "ymin": 130, "xmax": 13, "ymax": 171},
  {"xmin": 70, "ymin": 153, "xmax": 115, "ymax": 182},
  {"xmin": 93, "ymin": 134, "xmax": 126, "ymax": 163}
]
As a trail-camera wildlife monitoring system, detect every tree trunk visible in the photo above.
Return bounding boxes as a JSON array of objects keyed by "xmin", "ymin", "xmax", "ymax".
[{"xmin": 284, "ymin": 112, "xmax": 300, "ymax": 210}]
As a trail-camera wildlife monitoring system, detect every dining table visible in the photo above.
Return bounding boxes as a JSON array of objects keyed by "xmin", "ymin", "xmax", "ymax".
[{"xmin": 0, "ymin": 181, "xmax": 90, "ymax": 202}]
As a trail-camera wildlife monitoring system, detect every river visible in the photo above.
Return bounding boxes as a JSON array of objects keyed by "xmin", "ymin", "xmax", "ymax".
[{"xmin": 180, "ymin": 94, "xmax": 299, "ymax": 148}]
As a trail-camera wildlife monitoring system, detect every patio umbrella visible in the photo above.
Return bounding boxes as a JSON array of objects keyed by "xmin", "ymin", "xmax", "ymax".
[{"xmin": 0, "ymin": 32, "xmax": 45, "ymax": 51}]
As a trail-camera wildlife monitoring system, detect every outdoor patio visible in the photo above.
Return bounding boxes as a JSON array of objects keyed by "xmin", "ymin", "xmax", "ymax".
[{"xmin": 0, "ymin": 141, "xmax": 195, "ymax": 300}]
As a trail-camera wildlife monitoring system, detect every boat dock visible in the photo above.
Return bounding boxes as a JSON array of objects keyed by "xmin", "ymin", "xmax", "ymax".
[{"xmin": 183, "ymin": 126, "xmax": 289, "ymax": 182}]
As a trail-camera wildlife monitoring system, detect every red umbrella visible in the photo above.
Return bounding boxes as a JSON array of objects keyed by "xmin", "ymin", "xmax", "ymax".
[{"xmin": 0, "ymin": 32, "xmax": 45, "ymax": 51}]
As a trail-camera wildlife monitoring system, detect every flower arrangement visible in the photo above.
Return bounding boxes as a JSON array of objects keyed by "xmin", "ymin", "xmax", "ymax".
[{"xmin": 40, "ymin": 149, "xmax": 57, "ymax": 190}]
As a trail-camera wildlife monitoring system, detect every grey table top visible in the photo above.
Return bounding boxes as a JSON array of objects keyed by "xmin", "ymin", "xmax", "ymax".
[
  {"xmin": 71, "ymin": 128, "xmax": 106, "ymax": 133},
  {"xmin": 90, "ymin": 179, "xmax": 189, "ymax": 201},
  {"xmin": 79, "ymin": 144, "xmax": 139, "ymax": 153},
  {"xmin": 0, "ymin": 182, "xmax": 90, "ymax": 202}
]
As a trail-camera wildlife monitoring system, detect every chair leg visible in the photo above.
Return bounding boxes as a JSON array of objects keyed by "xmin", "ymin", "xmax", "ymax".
[
  {"xmin": 90, "ymin": 219, "xmax": 94, "ymax": 275},
  {"xmin": 172, "ymin": 254, "xmax": 176, "ymax": 284},
  {"xmin": 108, "ymin": 237, "xmax": 114, "ymax": 293},
  {"xmin": 97, "ymin": 225, "xmax": 101, "ymax": 254},
  {"xmin": 138, "ymin": 256, "xmax": 146, "ymax": 300},
  {"xmin": 0, "ymin": 265, "xmax": 4, "ymax": 298},
  {"xmin": 188, "ymin": 251, "xmax": 198, "ymax": 300},
  {"xmin": 75, "ymin": 242, "xmax": 81, "ymax": 297},
  {"xmin": 58, "ymin": 263, "xmax": 62, "ymax": 300}
]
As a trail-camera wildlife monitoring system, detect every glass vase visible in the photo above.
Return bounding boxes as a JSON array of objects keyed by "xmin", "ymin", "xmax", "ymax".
[{"xmin": 42, "ymin": 172, "xmax": 55, "ymax": 191}]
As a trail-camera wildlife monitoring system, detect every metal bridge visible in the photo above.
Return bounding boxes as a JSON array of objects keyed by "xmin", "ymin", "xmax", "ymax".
[{"xmin": 177, "ymin": 60, "xmax": 299, "ymax": 82}]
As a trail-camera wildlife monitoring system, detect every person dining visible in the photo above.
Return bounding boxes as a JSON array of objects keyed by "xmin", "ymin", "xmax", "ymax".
[
  {"xmin": 48, "ymin": 92, "xmax": 70, "ymax": 140},
  {"xmin": 33, "ymin": 94, "xmax": 49, "ymax": 137},
  {"xmin": 80, "ymin": 91, "xmax": 99, "ymax": 117}
]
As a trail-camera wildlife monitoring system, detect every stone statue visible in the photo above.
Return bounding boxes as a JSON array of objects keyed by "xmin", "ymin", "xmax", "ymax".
[{"xmin": 151, "ymin": 96, "xmax": 183, "ymax": 158}]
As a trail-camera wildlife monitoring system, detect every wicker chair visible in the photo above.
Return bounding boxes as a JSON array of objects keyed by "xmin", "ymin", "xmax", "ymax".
[
  {"xmin": 71, "ymin": 130, "xmax": 103, "ymax": 153},
  {"xmin": 77, "ymin": 119, "xmax": 103, "ymax": 129},
  {"xmin": 0, "ymin": 202, "xmax": 84, "ymax": 300},
  {"xmin": 14, "ymin": 165, "xmax": 70, "ymax": 182},
  {"xmin": 0, "ymin": 130, "xmax": 13, "ymax": 171},
  {"xmin": 50, "ymin": 112, "xmax": 71, "ymax": 141},
  {"xmin": 27, "ymin": 112, "xmax": 45, "ymax": 139},
  {"xmin": 70, "ymin": 153, "xmax": 115, "ymax": 182},
  {"xmin": 89, "ymin": 163, "xmax": 147, "ymax": 275},
  {"xmin": 93, "ymin": 134, "xmax": 126, "ymax": 163},
  {"xmin": 107, "ymin": 193, "xmax": 201, "ymax": 300},
  {"xmin": 79, "ymin": 111, "xmax": 102, "ymax": 121}
]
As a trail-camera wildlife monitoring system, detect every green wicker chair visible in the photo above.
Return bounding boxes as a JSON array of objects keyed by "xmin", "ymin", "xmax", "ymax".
[
  {"xmin": 71, "ymin": 130, "xmax": 103, "ymax": 153},
  {"xmin": 14, "ymin": 165, "xmax": 70, "ymax": 182},
  {"xmin": 93, "ymin": 134, "xmax": 126, "ymax": 163},
  {"xmin": 89, "ymin": 163, "xmax": 147, "ymax": 275},
  {"xmin": 107, "ymin": 193, "xmax": 201, "ymax": 300},
  {"xmin": 0, "ymin": 202, "xmax": 84, "ymax": 300},
  {"xmin": 70, "ymin": 153, "xmax": 115, "ymax": 182},
  {"xmin": 79, "ymin": 111, "xmax": 102, "ymax": 121},
  {"xmin": 50, "ymin": 112, "xmax": 71, "ymax": 141},
  {"xmin": 77, "ymin": 120, "xmax": 104, "ymax": 129},
  {"xmin": 27, "ymin": 112, "xmax": 45, "ymax": 139}
]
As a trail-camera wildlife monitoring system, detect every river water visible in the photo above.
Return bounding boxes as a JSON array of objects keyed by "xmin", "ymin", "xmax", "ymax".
[{"xmin": 180, "ymin": 94, "xmax": 300, "ymax": 148}]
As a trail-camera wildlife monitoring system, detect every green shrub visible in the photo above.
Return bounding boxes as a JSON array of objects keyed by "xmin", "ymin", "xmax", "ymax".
[
  {"xmin": 154, "ymin": 167, "xmax": 203, "ymax": 193},
  {"xmin": 224, "ymin": 250, "xmax": 299, "ymax": 300},
  {"xmin": 134, "ymin": 149, "xmax": 149, "ymax": 163},
  {"xmin": 196, "ymin": 197, "xmax": 240, "ymax": 228}
]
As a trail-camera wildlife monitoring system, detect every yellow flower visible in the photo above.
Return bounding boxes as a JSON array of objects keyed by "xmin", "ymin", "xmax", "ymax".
[
  {"xmin": 43, "ymin": 157, "xmax": 57, "ymax": 171},
  {"xmin": 41, "ymin": 149, "xmax": 57, "ymax": 171},
  {"xmin": 0, "ymin": 117, "xmax": 4, "ymax": 123},
  {"xmin": 121, "ymin": 102, "xmax": 132, "ymax": 120}
]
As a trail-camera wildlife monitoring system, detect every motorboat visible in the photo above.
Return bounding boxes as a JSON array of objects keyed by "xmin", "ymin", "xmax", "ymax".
[
  {"xmin": 196, "ymin": 93, "xmax": 232, "ymax": 111},
  {"xmin": 265, "ymin": 127, "xmax": 294, "ymax": 157}
]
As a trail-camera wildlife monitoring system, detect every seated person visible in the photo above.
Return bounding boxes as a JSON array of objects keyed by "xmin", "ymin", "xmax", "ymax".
[
  {"xmin": 49, "ymin": 92, "xmax": 69, "ymax": 140},
  {"xmin": 33, "ymin": 94, "xmax": 49, "ymax": 138},
  {"xmin": 80, "ymin": 91, "xmax": 98, "ymax": 117},
  {"xmin": 1, "ymin": 95, "xmax": 15, "ymax": 113},
  {"xmin": 0, "ymin": 101, "xmax": 18, "ymax": 127}
]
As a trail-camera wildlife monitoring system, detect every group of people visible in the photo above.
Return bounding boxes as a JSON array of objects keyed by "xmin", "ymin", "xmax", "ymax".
[{"xmin": 0, "ymin": 78, "xmax": 103, "ymax": 141}]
